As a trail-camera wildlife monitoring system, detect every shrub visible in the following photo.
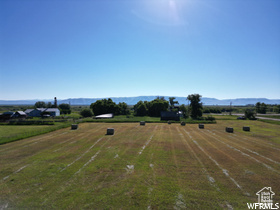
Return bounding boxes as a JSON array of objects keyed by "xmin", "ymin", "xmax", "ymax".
[
  {"xmin": 80, "ymin": 109, "xmax": 93, "ymax": 118},
  {"xmin": 205, "ymin": 116, "xmax": 216, "ymax": 121},
  {"xmin": 245, "ymin": 109, "xmax": 256, "ymax": 120}
]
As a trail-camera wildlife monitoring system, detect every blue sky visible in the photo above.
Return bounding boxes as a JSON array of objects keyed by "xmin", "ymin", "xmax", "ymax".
[{"xmin": 0, "ymin": 0, "xmax": 279, "ymax": 100}]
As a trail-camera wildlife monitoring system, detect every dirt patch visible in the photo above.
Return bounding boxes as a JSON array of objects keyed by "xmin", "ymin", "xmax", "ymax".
[
  {"xmin": 3, "ymin": 164, "xmax": 29, "ymax": 181},
  {"xmin": 125, "ymin": 165, "xmax": 134, "ymax": 174},
  {"xmin": 174, "ymin": 193, "xmax": 186, "ymax": 210}
]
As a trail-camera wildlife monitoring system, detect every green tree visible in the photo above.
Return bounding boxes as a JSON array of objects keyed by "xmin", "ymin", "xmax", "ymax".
[
  {"xmin": 134, "ymin": 101, "xmax": 147, "ymax": 116},
  {"xmin": 187, "ymin": 94, "xmax": 203, "ymax": 119},
  {"xmin": 260, "ymin": 103, "xmax": 267, "ymax": 114},
  {"xmin": 117, "ymin": 102, "xmax": 130, "ymax": 115},
  {"xmin": 147, "ymin": 99, "xmax": 169, "ymax": 117},
  {"xmin": 80, "ymin": 108, "xmax": 93, "ymax": 118},
  {"xmin": 156, "ymin": 96, "xmax": 166, "ymax": 101},
  {"xmin": 256, "ymin": 102, "xmax": 267, "ymax": 114},
  {"xmin": 59, "ymin": 103, "xmax": 71, "ymax": 114},
  {"xmin": 179, "ymin": 104, "xmax": 188, "ymax": 118},
  {"xmin": 35, "ymin": 101, "xmax": 46, "ymax": 108},
  {"xmin": 169, "ymin": 97, "xmax": 178, "ymax": 110},
  {"xmin": 255, "ymin": 102, "xmax": 261, "ymax": 113},
  {"xmin": 273, "ymin": 105, "xmax": 280, "ymax": 113},
  {"xmin": 245, "ymin": 109, "xmax": 256, "ymax": 120},
  {"xmin": 90, "ymin": 98, "xmax": 118, "ymax": 116},
  {"xmin": 47, "ymin": 102, "xmax": 52, "ymax": 108}
]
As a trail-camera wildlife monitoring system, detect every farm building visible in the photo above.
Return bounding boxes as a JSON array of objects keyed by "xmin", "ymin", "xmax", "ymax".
[
  {"xmin": 25, "ymin": 109, "xmax": 44, "ymax": 117},
  {"xmin": 160, "ymin": 111, "xmax": 180, "ymax": 121},
  {"xmin": 24, "ymin": 108, "xmax": 60, "ymax": 117},
  {"xmin": 95, "ymin": 113, "xmax": 114, "ymax": 119},
  {"xmin": 12, "ymin": 111, "xmax": 27, "ymax": 119},
  {"xmin": 24, "ymin": 109, "xmax": 34, "ymax": 115},
  {"xmin": 44, "ymin": 108, "xmax": 60, "ymax": 117},
  {"xmin": 0, "ymin": 112, "xmax": 14, "ymax": 121}
]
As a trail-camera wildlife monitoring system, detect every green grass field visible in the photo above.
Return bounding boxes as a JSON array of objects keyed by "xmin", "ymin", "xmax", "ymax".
[
  {"xmin": 0, "ymin": 121, "xmax": 279, "ymax": 209},
  {"xmin": 82, "ymin": 115, "xmax": 216, "ymax": 124},
  {"xmin": 0, "ymin": 123, "xmax": 71, "ymax": 145},
  {"xmin": 256, "ymin": 115, "xmax": 280, "ymax": 119}
]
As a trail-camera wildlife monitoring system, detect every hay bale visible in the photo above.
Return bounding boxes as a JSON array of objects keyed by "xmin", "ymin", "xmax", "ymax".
[
  {"xmin": 140, "ymin": 121, "xmax": 145, "ymax": 126},
  {"xmin": 168, "ymin": 121, "xmax": 171, "ymax": 124},
  {"xmin": 226, "ymin": 127, "xmax": 234, "ymax": 133},
  {"xmin": 71, "ymin": 124, "xmax": 78, "ymax": 130},
  {"xmin": 107, "ymin": 128, "xmax": 114, "ymax": 135},
  {"xmin": 243, "ymin": 126, "xmax": 250, "ymax": 132},
  {"xmin": 199, "ymin": 124, "xmax": 204, "ymax": 129},
  {"xmin": 181, "ymin": 121, "xmax": 186, "ymax": 126}
]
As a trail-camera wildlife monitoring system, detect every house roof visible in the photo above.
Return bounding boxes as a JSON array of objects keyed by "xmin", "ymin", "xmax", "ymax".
[
  {"xmin": 16, "ymin": 111, "xmax": 27, "ymax": 115},
  {"xmin": 95, "ymin": 113, "xmax": 113, "ymax": 119},
  {"xmin": 3, "ymin": 111, "xmax": 14, "ymax": 115},
  {"xmin": 45, "ymin": 108, "xmax": 60, "ymax": 112},
  {"xmin": 24, "ymin": 109, "xmax": 34, "ymax": 113}
]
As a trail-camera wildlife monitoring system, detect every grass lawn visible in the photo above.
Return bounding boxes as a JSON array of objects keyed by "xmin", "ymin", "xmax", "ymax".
[
  {"xmin": 0, "ymin": 121, "xmax": 279, "ymax": 209},
  {"xmin": 208, "ymin": 114, "xmax": 238, "ymax": 120},
  {"xmin": 256, "ymin": 115, "xmax": 280, "ymax": 119},
  {"xmin": 0, "ymin": 123, "xmax": 71, "ymax": 145}
]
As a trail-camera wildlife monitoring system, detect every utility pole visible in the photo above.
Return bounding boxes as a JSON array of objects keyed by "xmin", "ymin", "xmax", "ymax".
[{"xmin": 230, "ymin": 102, "xmax": 232, "ymax": 116}]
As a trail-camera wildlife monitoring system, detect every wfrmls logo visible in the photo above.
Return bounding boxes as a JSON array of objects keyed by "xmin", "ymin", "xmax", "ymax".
[{"xmin": 247, "ymin": 187, "xmax": 279, "ymax": 209}]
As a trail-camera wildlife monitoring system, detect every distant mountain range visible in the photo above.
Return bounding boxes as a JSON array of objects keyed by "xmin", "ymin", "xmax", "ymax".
[{"xmin": 0, "ymin": 96, "xmax": 280, "ymax": 106}]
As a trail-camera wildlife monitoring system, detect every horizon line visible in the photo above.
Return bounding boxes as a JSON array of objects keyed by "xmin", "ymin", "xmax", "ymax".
[{"xmin": 1, "ymin": 96, "xmax": 280, "ymax": 101}]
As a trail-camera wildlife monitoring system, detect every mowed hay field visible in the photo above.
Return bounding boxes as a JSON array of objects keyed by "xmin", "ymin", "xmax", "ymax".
[{"xmin": 0, "ymin": 122, "xmax": 280, "ymax": 209}]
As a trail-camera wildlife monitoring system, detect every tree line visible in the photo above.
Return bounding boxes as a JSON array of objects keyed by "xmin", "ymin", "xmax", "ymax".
[
  {"xmin": 87, "ymin": 94, "xmax": 203, "ymax": 119},
  {"xmin": 34, "ymin": 96, "xmax": 280, "ymax": 119}
]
